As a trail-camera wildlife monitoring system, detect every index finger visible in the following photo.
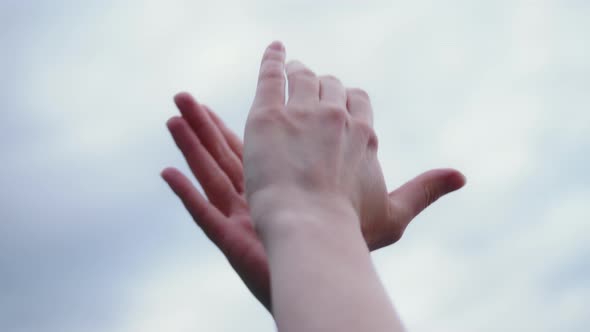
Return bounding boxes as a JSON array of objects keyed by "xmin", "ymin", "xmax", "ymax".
[{"xmin": 251, "ymin": 41, "xmax": 286, "ymax": 111}]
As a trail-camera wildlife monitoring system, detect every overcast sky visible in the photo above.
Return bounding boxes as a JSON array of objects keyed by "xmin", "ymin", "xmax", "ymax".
[{"xmin": 1, "ymin": 0, "xmax": 589, "ymax": 331}]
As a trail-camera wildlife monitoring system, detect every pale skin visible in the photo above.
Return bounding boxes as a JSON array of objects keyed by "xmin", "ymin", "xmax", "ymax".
[{"xmin": 162, "ymin": 41, "xmax": 466, "ymax": 324}]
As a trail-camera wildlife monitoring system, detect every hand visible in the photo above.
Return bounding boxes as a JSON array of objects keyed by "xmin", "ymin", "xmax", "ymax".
[
  {"xmin": 244, "ymin": 41, "xmax": 466, "ymax": 246},
  {"xmin": 243, "ymin": 51, "xmax": 383, "ymax": 232},
  {"xmin": 162, "ymin": 93, "xmax": 271, "ymax": 310},
  {"xmin": 162, "ymin": 42, "xmax": 465, "ymax": 311}
]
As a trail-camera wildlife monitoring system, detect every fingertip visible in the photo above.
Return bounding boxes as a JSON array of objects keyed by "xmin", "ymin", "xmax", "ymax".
[
  {"xmin": 160, "ymin": 167, "xmax": 174, "ymax": 181},
  {"xmin": 457, "ymin": 171, "xmax": 467, "ymax": 187},
  {"xmin": 444, "ymin": 168, "xmax": 467, "ymax": 191},
  {"xmin": 174, "ymin": 92, "xmax": 200, "ymax": 112},
  {"xmin": 166, "ymin": 115, "xmax": 183, "ymax": 129},
  {"xmin": 162, "ymin": 167, "xmax": 187, "ymax": 185},
  {"xmin": 268, "ymin": 40, "xmax": 285, "ymax": 52},
  {"xmin": 174, "ymin": 91, "xmax": 192, "ymax": 100},
  {"xmin": 174, "ymin": 91, "xmax": 191, "ymax": 104}
]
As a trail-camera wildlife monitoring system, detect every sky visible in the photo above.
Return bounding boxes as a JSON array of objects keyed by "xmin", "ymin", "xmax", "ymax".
[{"xmin": 1, "ymin": 0, "xmax": 589, "ymax": 331}]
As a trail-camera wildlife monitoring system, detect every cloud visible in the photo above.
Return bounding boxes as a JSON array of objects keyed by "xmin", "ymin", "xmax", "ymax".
[
  {"xmin": 120, "ymin": 255, "xmax": 274, "ymax": 332},
  {"xmin": 1, "ymin": 0, "xmax": 588, "ymax": 331}
]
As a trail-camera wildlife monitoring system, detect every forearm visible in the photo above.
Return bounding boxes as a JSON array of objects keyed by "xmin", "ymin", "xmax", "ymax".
[{"xmin": 258, "ymin": 203, "xmax": 404, "ymax": 332}]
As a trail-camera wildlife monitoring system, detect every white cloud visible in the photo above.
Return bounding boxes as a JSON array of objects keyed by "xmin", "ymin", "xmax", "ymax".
[
  {"xmin": 2, "ymin": 0, "xmax": 589, "ymax": 331},
  {"xmin": 121, "ymin": 255, "xmax": 274, "ymax": 332}
]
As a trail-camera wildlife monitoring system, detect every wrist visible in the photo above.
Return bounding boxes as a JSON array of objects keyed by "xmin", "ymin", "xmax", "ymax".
[
  {"xmin": 259, "ymin": 208, "xmax": 366, "ymax": 260},
  {"xmin": 248, "ymin": 187, "xmax": 360, "ymax": 242}
]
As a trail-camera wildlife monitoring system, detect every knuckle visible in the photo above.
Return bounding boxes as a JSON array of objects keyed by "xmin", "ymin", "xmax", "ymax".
[
  {"xmin": 258, "ymin": 62, "xmax": 285, "ymax": 82},
  {"xmin": 261, "ymin": 48, "xmax": 285, "ymax": 63},
  {"xmin": 368, "ymin": 132, "xmax": 379, "ymax": 150},
  {"xmin": 288, "ymin": 105, "xmax": 312, "ymax": 117},
  {"xmin": 353, "ymin": 121, "xmax": 378, "ymax": 150},
  {"xmin": 423, "ymin": 183, "xmax": 440, "ymax": 208},
  {"xmin": 181, "ymin": 139, "xmax": 200, "ymax": 155},
  {"xmin": 320, "ymin": 102, "xmax": 346, "ymax": 113},
  {"xmin": 248, "ymin": 110, "xmax": 278, "ymax": 128},
  {"xmin": 215, "ymin": 146, "xmax": 232, "ymax": 165},
  {"xmin": 321, "ymin": 106, "xmax": 348, "ymax": 126}
]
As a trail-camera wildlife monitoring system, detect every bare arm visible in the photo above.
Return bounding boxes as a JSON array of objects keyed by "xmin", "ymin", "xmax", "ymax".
[
  {"xmin": 162, "ymin": 40, "xmax": 464, "ymax": 319},
  {"xmin": 162, "ymin": 92, "xmax": 464, "ymax": 315},
  {"xmin": 260, "ymin": 199, "xmax": 404, "ymax": 332},
  {"xmin": 243, "ymin": 41, "xmax": 406, "ymax": 331}
]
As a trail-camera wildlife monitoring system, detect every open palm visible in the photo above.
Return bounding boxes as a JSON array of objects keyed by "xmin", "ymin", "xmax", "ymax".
[{"xmin": 162, "ymin": 92, "xmax": 464, "ymax": 312}]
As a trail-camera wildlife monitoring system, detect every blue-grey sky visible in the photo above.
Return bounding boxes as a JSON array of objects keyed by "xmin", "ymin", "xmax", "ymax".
[{"xmin": 1, "ymin": 1, "xmax": 589, "ymax": 331}]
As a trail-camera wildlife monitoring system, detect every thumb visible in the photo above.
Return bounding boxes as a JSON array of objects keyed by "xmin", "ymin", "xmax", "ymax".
[{"xmin": 388, "ymin": 168, "xmax": 466, "ymax": 223}]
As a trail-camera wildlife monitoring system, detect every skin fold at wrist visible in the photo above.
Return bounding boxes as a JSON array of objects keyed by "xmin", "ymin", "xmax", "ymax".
[{"xmin": 248, "ymin": 186, "xmax": 361, "ymax": 244}]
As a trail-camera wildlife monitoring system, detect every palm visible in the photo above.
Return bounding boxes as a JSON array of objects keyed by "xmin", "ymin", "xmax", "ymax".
[
  {"xmin": 211, "ymin": 194, "xmax": 272, "ymax": 310},
  {"xmin": 163, "ymin": 93, "xmax": 464, "ymax": 312},
  {"xmin": 162, "ymin": 93, "xmax": 274, "ymax": 309}
]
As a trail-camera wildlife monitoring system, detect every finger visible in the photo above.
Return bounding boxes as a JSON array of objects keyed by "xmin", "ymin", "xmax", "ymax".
[
  {"xmin": 252, "ymin": 41, "xmax": 286, "ymax": 111},
  {"xmin": 388, "ymin": 168, "xmax": 466, "ymax": 223},
  {"xmin": 161, "ymin": 167, "xmax": 227, "ymax": 243},
  {"xmin": 286, "ymin": 60, "xmax": 320, "ymax": 106},
  {"xmin": 167, "ymin": 116, "xmax": 240, "ymax": 214},
  {"xmin": 174, "ymin": 93, "xmax": 244, "ymax": 193},
  {"xmin": 204, "ymin": 105, "xmax": 244, "ymax": 163},
  {"xmin": 346, "ymin": 88, "xmax": 373, "ymax": 126},
  {"xmin": 319, "ymin": 75, "xmax": 347, "ymax": 108}
]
